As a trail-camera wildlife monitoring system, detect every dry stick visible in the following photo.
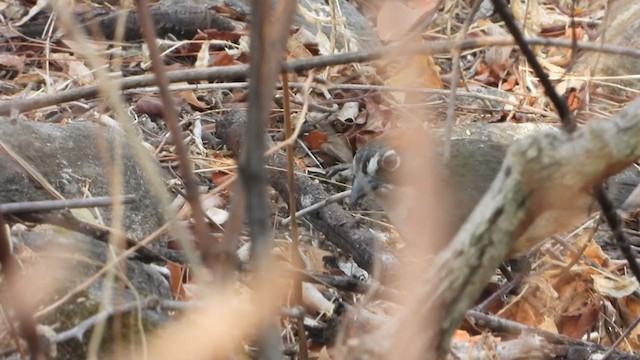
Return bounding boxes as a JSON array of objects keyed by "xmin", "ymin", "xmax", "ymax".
[
  {"xmin": 244, "ymin": 0, "xmax": 297, "ymax": 358},
  {"xmin": 280, "ymin": 190, "xmax": 351, "ymax": 226},
  {"xmin": 0, "ymin": 195, "xmax": 135, "ymax": 214},
  {"xmin": 4, "ymin": 36, "xmax": 640, "ymax": 116},
  {"xmin": 0, "ymin": 139, "xmax": 64, "ymax": 200},
  {"xmin": 443, "ymin": 0, "xmax": 483, "ymax": 163},
  {"xmin": 282, "ymin": 72, "xmax": 309, "ymax": 360},
  {"xmin": 133, "ymin": 0, "xmax": 213, "ymax": 268},
  {"xmin": 0, "ymin": 213, "xmax": 43, "ymax": 359},
  {"xmin": 466, "ymin": 310, "xmax": 597, "ymax": 349},
  {"xmin": 132, "ymin": 82, "xmax": 555, "ymax": 118}
]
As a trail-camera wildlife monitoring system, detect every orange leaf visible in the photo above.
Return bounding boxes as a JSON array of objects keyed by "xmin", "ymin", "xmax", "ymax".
[
  {"xmin": 166, "ymin": 262, "xmax": 187, "ymax": 300},
  {"xmin": 557, "ymin": 298, "xmax": 602, "ymax": 339},
  {"xmin": 304, "ymin": 130, "xmax": 328, "ymax": 150}
]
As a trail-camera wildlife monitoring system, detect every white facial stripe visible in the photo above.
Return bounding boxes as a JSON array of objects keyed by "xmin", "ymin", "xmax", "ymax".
[
  {"xmin": 366, "ymin": 153, "xmax": 380, "ymax": 176},
  {"xmin": 382, "ymin": 150, "xmax": 400, "ymax": 170}
]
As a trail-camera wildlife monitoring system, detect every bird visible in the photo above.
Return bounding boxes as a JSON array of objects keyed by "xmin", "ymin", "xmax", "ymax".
[{"xmin": 350, "ymin": 133, "xmax": 507, "ymax": 250}]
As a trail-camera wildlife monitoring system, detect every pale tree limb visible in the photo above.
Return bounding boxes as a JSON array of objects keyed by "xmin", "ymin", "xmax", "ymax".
[{"xmin": 357, "ymin": 98, "xmax": 640, "ymax": 358}]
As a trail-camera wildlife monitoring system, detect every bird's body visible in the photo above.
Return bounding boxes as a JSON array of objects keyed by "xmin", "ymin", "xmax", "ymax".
[{"xmin": 351, "ymin": 134, "xmax": 507, "ymax": 243}]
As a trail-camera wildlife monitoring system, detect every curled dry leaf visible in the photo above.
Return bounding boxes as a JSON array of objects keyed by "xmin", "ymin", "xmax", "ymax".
[
  {"xmin": 336, "ymin": 102, "xmax": 360, "ymax": 124},
  {"xmin": 287, "ymin": 33, "xmax": 314, "ymax": 59},
  {"xmin": 165, "ymin": 262, "xmax": 187, "ymax": 300},
  {"xmin": 592, "ymin": 274, "xmax": 639, "ymax": 298},
  {"xmin": 177, "ymin": 90, "xmax": 211, "ymax": 110},
  {"xmin": 200, "ymin": 193, "xmax": 229, "ymax": 226},
  {"xmin": 195, "ymin": 40, "xmax": 211, "ymax": 68}
]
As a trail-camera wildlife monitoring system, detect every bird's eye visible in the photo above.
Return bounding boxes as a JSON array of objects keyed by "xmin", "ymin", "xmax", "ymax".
[{"xmin": 381, "ymin": 150, "xmax": 400, "ymax": 171}]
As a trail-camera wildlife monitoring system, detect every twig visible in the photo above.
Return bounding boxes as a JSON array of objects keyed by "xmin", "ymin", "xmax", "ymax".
[
  {"xmin": 595, "ymin": 187, "xmax": 640, "ymax": 284},
  {"xmin": 282, "ymin": 71, "xmax": 309, "ymax": 360},
  {"xmin": 133, "ymin": 0, "xmax": 214, "ymax": 268},
  {"xmin": 280, "ymin": 190, "xmax": 351, "ymax": 226},
  {"xmin": 443, "ymin": 0, "xmax": 483, "ymax": 163},
  {"xmin": 4, "ymin": 36, "xmax": 640, "ymax": 115},
  {"xmin": 50, "ymin": 298, "xmax": 185, "ymax": 344},
  {"xmin": 130, "ymin": 81, "xmax": 555, "ymax": 117},
  {"xmin": 466, "ymin": 310, "xmax": 596, "ymax": 348},
  {"xmin": 0, "ymin": 195, "xmax": 136, "ymax": 214},
  {"xmin": 601, "ymin": 314, "xmax": 640, "ymax": 359},
  {"xmin": 244, "ymin": 0, "xmax": 297, "ymax": 358}
]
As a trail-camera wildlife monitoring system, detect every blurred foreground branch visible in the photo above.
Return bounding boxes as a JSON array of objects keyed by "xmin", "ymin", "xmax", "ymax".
[{"xmin": 374, "ymin": 99, "xmax": 640, "ymax": 358}]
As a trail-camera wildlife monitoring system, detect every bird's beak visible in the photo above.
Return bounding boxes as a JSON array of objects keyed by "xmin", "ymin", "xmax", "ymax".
[{"xmin": 350, "ymin": 173, "xmax": 368, "ymax": 204}]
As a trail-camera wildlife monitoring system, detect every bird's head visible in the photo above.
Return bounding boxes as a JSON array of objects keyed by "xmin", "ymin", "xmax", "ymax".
[{"xmin": 350, "ymin": 138, "xmax": 402, "ymax": 204}]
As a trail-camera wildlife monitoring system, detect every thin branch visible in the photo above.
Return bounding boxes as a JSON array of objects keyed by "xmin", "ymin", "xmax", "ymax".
[
  {"xmin": 282, "ymin": 72, "xmax": 309, "ymax": 360},
  {"xmin": 0, "ymin": 195, "xmax": 135, "ymax": 214},
  {"xmin": 133, "ymin": 0, "xmax": 214, "ymax": 268},
  {"xmin": 443, "ymin": 0, "xmax": 484, "ymax": 162},
  {"xmin": 243, "ymin": 0, "xmax": 297, "ymax": 358},
  {"xmin": 4, "ymin": 36, "xmax": 640, "ymax": 115},
  {"xmin": 280, "ymin": 190, "xmax": 350, "ymax": 226},
  {"xmin": 491, "ymin": 0, "xmax": 576, "ymax": 132}
]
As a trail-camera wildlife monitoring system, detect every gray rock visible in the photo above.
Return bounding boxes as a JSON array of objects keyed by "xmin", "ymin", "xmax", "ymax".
[
  {"xmin": 0, "ymin": 118, "xmax": 173, "ymax": 358},
  {"xmin": 432, "ymin": 121, "xmax": 558, "ymax": 144},
  {"xmin": 0, "ymin": 118, "xmax": 166, "ymax": 240},
  {"xmin": 13, "ymin": 226, "xmax": 171, "ymax": 359}
]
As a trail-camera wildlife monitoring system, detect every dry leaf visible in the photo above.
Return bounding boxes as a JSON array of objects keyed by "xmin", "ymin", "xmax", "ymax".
[
  {"xmin": 593, "ymin": 274, "xmax": 639, "ymax": 298},
  {"xmin": 385, "ymin": 55, "xmax": 442, "ymax": 103},
  {"xmin": 303, "ymin": 130, "xmax": 328, "ymax": 150},
  {"xmin": 177, "ymin": 90, "xmax": 211, "ymax": 110},
  {"xmin": 13, "ymin": 71, "xmax": 44, "ymax": 85},
  {"xmin": 0, "ymin": 53, "xmax": 25, "ymax": 72},
  {"xmin": 557, "ymin": 298, "xmax": 602, "ymax": 339},
  {"xmin": 287, "ymin": 34, "xmax": 314, "ymax": 59},
  {"xmin": 335, "ymin": 102, "xmax": 360, "ymax": 123},
  {"xmin": 320, "ymin": 134, "xmax": 354, "ymax": 163},
  {"xmin": 166, "ymin": 262, "xmax": 187, "ymax": 300},
  {"xmin": 195, "ymin": 40, "xmax": 211, "ymax": 68}
]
